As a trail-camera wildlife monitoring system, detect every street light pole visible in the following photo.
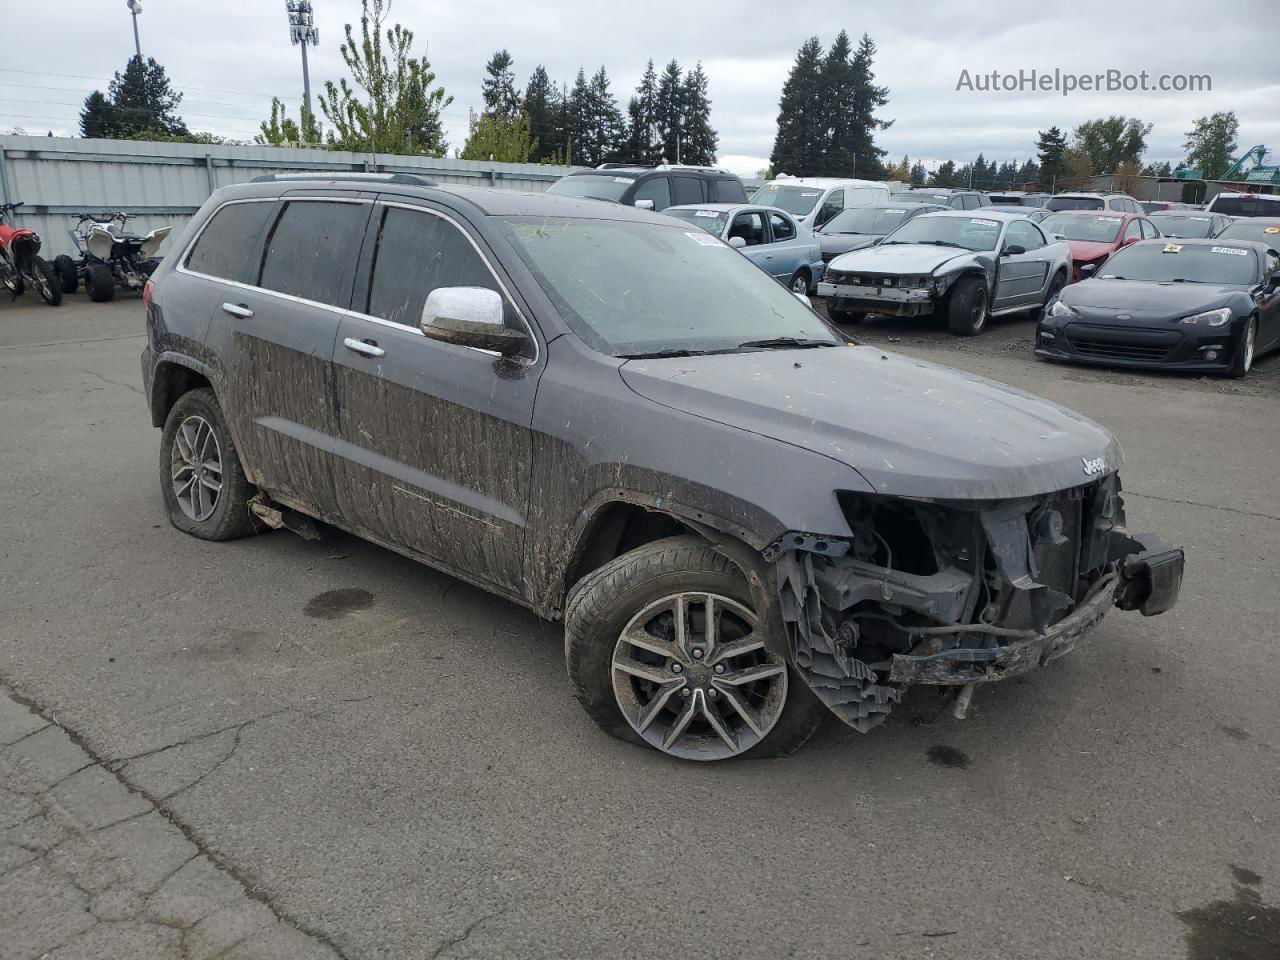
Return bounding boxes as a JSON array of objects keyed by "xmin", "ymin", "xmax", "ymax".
[
  {"xmin": 286, "ymin": 1, "xmax": 320, "ymax": 141},
  {"xmin": 126, "ymin": 0, "xmax": 142, "ymax": 59}
]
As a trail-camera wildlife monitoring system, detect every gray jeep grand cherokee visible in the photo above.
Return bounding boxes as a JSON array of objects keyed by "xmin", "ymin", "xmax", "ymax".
[{"xmin": 141, "ymin": 173, "xmax": 1184, "ymax": 762}]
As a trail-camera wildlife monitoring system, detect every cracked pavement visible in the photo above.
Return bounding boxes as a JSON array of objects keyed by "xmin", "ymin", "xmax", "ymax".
[{"xmin": 1, "ymin": 296, "xmax": 1278, "ymax": 959}]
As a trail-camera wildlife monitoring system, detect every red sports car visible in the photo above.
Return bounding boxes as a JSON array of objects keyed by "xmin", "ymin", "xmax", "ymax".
[{"xmin": 1039, "ymin": 210, "xmax": 1163, "ymax": 282}]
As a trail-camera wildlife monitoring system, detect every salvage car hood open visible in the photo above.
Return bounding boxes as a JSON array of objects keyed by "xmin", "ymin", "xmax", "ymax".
[
  {"xmin": 828, "ymin": 243, "xmax": 977, "ymax": 275},
  {"xmin": 621, "ymin": 345, "xmax": 1121, "ymax": 501}
]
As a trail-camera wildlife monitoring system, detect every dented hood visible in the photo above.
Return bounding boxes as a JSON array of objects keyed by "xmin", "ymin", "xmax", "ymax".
[
  {"xmin": 620, "ymin": 345, "xmax": 1121, "ymax": 500},
  {"xmin": 828, "ymin": 243, "xmax": 976, "ymax": 275}
]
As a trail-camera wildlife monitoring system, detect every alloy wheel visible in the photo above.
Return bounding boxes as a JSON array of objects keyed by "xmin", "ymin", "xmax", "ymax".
[
  {"xmin": 791, "ymin": 273, "xmax": 808, "ymax": 294},
  {"xmin": 611, "ymin": 592, "xmax": 788, "ymax": 761},
  {"xmin": 1243, "ymin": 319, "xmax": 1256, "ymax": 373},
  {"xmin": 170, "ymin": 415, "xmax": 223, "ymax": 522}
]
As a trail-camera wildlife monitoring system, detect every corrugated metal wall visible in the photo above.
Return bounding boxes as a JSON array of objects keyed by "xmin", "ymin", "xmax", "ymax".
[{"xmin": 0, "ymin": 136, "xmax": 577, "ymax": 258}]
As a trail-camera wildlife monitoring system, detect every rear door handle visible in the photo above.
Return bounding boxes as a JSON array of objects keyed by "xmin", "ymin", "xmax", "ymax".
[
  {"xmin": 343, "ymin": 337, "xmax": 386, "ymax": 358},
  {"xmin": 221, "ymin": 302, "xmax": 253, "ymax": 319}
]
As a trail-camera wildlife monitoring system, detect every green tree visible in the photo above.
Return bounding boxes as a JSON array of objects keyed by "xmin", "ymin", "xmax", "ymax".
[
  {"xmin": 970, "ymin": 153, "xmax": 989, "ymax": 188},
  {"xmin": 769, "ymin": 37, "xmax": 825, "ymax": 176},
  {"xmin": 459, "ymin": 110, "xmax": 532, "ymax": 162},
  {"xmin": 1036, "ymin": 126, "xmax": 1068, "ymax": 189},
  {"xmin": 318, "ymin": 0, "xmax": 452, "ymax": 155},
  {"xmin": 909, "ymin": 159, "xmax": 926, "ymax": 186},
  {"xmin": 680, "ymin": 62, "xmax": 717, "ymax": 165},
  {"xmin": 625, "ymin": 60, "xmax": 661, "ymax": 164},
  {"xmin": 481, "ymin": 49, "xmax": 520, "ymax": 119},
  {"xmin": 843, "ymin": 33, "xmax": 891, "ymax": 178},
  {"xmin": 1071, "ymin": 116, "xmax": 1152, "ymax": 174},
  {"xmin": 524, "ymin": 65, "xmax": 557, "ymax": 161},
  {"xmin": 654, "ymin": 60, "xmax": 684, "ymax": 163},
  {"xmin": 79, "ymin": 55, "xmax": 187, "ymax": 138},
  {"xmin": 256, "ymin": 97, "xmax": 320, "ymax": 146},
  {"xmin": 1141, "ymin": 160, "xmax": 1173, "ymax": 177},
  {"xmin": 930, "ymin": 160, "xmax": 958, "ymax": 187},
  {"xmin": 1183, "ymin": 111, "xmax": 1238, "ymax": 180},
  {"xmin": 1017, "ymin": 158, "xmax": 1040, "ymax": 186}
]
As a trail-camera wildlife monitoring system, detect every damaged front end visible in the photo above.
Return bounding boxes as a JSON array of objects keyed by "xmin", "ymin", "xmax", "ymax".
[{"xmin": 769, "ymin": 476, "xmax": 1184, "ymax": 732}]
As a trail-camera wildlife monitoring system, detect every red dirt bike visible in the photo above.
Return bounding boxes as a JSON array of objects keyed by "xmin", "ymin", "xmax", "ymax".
[{"xmin": 0, "ymin": 202, "xmax": 62, "ymax": 306}]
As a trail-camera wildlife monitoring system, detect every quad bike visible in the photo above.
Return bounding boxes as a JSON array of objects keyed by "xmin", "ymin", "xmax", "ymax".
[
  {"xmin": 0, "ymin": 202, "xmax": 62, "ymax": 306},
  {"xmin": 55, "ymin": 212, "xmax": 170, "ymax": 302}
]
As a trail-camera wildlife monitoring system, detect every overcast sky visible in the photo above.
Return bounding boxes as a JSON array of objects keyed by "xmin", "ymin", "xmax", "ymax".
[{"xmin": 3, "ymin": 0, "xmax": 1276, "ymax": 177}]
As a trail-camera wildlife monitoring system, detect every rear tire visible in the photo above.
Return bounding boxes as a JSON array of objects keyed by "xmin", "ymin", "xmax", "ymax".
[
  {"xmin": 1228, "ymin": 316, "xmax": 1257, "ymax": 379},
  {"xmin": 32, "ymin": 258, "xmax": 62, "ymax": 306},
  {"xmin": 564, "ymin": 536, "xmax": 827, "ymax": 761},
  {"xmin": 947, "ymin": 276, "xmax": 989, "ymax": 336},
  {"xmin": 86, "ymin": 262, "xmax": 115, "ymax": 302},
  {"xmin": 159, "ymin": 388, "xmax": 258, "ymax": 541},
  {"xmin": 828, "ymin": 303, "xmax": 865, "ymax": 324},
  {"xmin": 53, "ymin": 255, "xmax": 79, "ymax": 294},
  {"xmin": 788, "ymin": 269, "xmax": 811, "ymax": 295}
]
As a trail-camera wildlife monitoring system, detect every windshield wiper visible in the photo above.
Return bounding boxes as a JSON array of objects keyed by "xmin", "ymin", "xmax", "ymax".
[
  {"xmin": 914, "ymin": 240, "xmax": 966, "ymax": 248},
  {"xmin": 618, "ymin": 348, "xmax": 715, "ymax": 359},
  {"xmin": 735, "ymin": 337, "xmax": 836, "ymax": 351}
]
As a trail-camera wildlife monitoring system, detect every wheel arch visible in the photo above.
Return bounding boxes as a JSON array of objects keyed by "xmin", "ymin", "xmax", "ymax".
[{"xmin": 149, "ymin": 354, "xmax": 216, "ymax": 428}]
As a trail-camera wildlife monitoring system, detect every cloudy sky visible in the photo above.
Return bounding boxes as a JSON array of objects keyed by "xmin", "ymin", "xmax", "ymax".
[{"xmin": 3, "ymin": 0, "xmax": 1277, "ymax": 177}]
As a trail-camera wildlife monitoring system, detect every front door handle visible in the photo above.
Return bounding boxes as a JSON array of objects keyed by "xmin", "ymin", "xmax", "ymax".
[
  {"xmin": 221, "ymin": 302, "xmax": 253, "ymax": 319},
  {"xmin": 343, "ymin": 337, "xmax": 386, "ymax": 358}
]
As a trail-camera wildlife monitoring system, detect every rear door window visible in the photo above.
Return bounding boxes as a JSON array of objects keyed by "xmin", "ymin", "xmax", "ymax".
[
  {"xmin": 364, "ymin": 206, "xmax": 509, "ymax": 328},
  {"xmin": 768, "ymin": 212, "xmax": 796, "ymax": 242},
  {"xmin": 634, "ymin": 177, "xmax": 672, "ymax": 210},
  {"xmin": 258, "ymin": 200, "xmax": 369, "ymax": 307},
  {"xmin": 185, "ymin": 201, "xmax": 276, "ymax": 284},
  {"xmin": 671, "ymin": 176, "xmax": 705, "ymax": 205}
]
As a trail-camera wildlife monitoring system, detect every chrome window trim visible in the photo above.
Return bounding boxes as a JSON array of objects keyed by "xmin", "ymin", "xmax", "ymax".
[{"xmin": 173, "ymin": 195, "xmax": 537, "ymax": 364}]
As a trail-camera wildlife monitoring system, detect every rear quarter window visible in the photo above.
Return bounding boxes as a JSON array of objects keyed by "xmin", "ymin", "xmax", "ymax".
[
  {"xmin": 713, "ymin": 179, "xmax": 748, "ymax": 203},
  {"xmin": 184, "ymin": 201, "xmax": 276, "ymax": 284}
]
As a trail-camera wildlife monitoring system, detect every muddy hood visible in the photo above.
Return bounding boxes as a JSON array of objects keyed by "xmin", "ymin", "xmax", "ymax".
[{"xmin": 621, "ymin": 346, "xmax": 1121, "ymax": 500}]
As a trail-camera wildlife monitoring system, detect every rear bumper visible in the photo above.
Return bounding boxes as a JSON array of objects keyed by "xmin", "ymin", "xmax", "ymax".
[{"xmin": 889, "ymin": 541, "xmax": 1184, "ymax": 686}]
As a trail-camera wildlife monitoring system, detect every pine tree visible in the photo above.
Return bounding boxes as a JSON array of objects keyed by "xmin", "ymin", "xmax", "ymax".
[
  {"xmin": 818, "ymin": 31, "xmax": 855, "ymax": 175},
  {"xmin": 625, "ymin": 61, "xmax": 660, "ymax": 164},
  {"xmin": 80, "ymin": 55, "xmax": 188, "ymax": 138},
  {"xmin": 970, "ymin": 153, "xmax": 989, "ymax": 188},
  {"xmin": 566, "ymin": 69, "xmax": 594, "ymax": 166},
  {"xmin": 769, "ymin": 37, "xmax": 825, "ymax": 176},
  {"xmin": 523, "ymin": 65, "xmax": 556, "ymax": 161},
  {"xmin": 481, "ymin": 49, "xmax": 520, "ymax": 119},
  {"xmin": 931, "ymin": 160, "xmax": 958, "ymax": 187},
  {"xmin": 586, "ymin": 67, "xmax": 625, "ymax": 166},
  {"xmin": 1017, "ymin": 158, "xmax": 1040, "ymax": 186},
  {"xmin": 909, "ymin": 159, "xmax": 927, "ymax": 186},
  {"xmin": 843, "ymin": 34, "xmax": 891, "ymax": 179},
  {"xmin": 654, "ymin": 60, "xmax": 684, "ymax": 163},
  {"xmin": 680, "ymin": 62, "xmax": 717, "ymax": 165},
  {"xmin": 1036, "ymin": 126, "xmax": 1068, "ymax": 190}
]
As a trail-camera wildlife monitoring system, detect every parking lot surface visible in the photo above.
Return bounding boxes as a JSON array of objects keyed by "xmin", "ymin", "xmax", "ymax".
[{"xmin": 2, "ymin": 293, "xmax": 1278, "ymax": 960}]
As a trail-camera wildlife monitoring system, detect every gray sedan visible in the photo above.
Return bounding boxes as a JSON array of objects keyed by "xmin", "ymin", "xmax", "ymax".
[
  {"xmin": 817, "ymin": 209, "xmax": 1073, "ymax": 335},
  {"xmin": 664, "ymin": 203, "xmax": 826, "ymax": 294}
]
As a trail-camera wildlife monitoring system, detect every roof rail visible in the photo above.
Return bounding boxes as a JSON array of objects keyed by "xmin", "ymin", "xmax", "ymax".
[
  {"xmin": 596, "ymin": 162, "xmax": 654, "ymax": 170},
  {"xmin": 654, "ymin": 164, "xmax": 732, "ymax": 174},
  {"xmin": 249, "ymin": 172, "xmax": 437, "ymax": 186}
]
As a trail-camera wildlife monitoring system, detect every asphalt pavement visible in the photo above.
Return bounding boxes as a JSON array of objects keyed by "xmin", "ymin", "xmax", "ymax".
[{"xmin": 2, "ymin": 292, "xmax": 1278, "ymax": 960}]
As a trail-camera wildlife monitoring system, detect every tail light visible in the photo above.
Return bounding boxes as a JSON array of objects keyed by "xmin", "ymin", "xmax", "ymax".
[{"xmin": 142, "ymin": 279, "xmax": 155, "ymax": 308}]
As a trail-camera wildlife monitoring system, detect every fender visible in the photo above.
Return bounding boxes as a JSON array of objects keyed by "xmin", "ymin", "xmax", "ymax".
[{"xmin": 147, "ymin": 352, "xmax": 218, "ymax": 428}]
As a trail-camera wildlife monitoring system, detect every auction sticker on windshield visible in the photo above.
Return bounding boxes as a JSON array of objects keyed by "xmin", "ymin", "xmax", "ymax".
[
  {"xmin": 693, "ymin": 210, "xmax": 719, "ymax": 217},
  {"xmin": 1163, "ymin": 243, "xmax": 1183, "ymax": 253},
  {"xmin": 971, "ymin": 218, "xmax": 998, "ymax": 226},
  {"xmin": 1266, "ymin": 227, "xmax": 1280, "ymax": 234},
  {"xmin": 1211, "ymin": 246, "xmax": 1248, "ymax": 255},
  {"xmin": 685, "ymin": 231, "xmax": 723, "ymax": 247}
]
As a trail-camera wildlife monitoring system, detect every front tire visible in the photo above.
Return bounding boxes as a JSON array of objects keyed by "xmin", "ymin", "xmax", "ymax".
[
  {"xmin": 32, "ymin": 258, "xmax": 62, "ymax": 306},
  {"xmin": 159, "ymin": 388, "xmax": 257, "ymax": 541},
  {"xmin": 947, "ymin": 276, "xmax": 989, "ymax": 336},
  {"xmin": 85, "ymin": 262, "xmax": 115, "ymax": 302},
  {"xmin": 828, "ymin": 302, "xmax": 865, "ymax": 324},
  {"xmin": 1228, "ymin": 316, "xmax": 1257, "ymax": 379},
  {"xmin": 53, "ymin": 255, "xmax": 79, "ymax": 294},
  {"xmin": 564, "ymin": 536, "xmax": 827, "ymax": 761}
]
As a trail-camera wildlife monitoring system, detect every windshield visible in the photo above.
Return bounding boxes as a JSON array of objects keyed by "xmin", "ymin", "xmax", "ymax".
[
  {"xmin": 663, "ymin": 208, "xmax": 730, "ymax": 236},
  {"xmin": 881, "ymin": 215, "xmax": 1001, "ymax": 252},
  {"xmin": 1149, "ymin": 215, "xmax": 1215, "ymax": 238},
  {"xmin": 822, "ymin": 206, "xmax": 914, "ymax": 235},
  {"xmin": 1046, "ymin": 196, "xmax": 1104, "ymax": 211},
  {"xmin": 546, "ymin": 175, "xmax": 634, "ymax": 203},
  {"xmin": 1097, "ymin": 243, "xmax": 1257, "ymax": 285},
  {"xmin": 1041, "ymin": 214, "xmax": 1124, "ymax": 243},
  {"xmin": 892, "ymin": 192, "xmax": 951, "ymax": 205},
  {"xmin": 750, "ymin": 184, "xmax": 824, "ymax": 216},
  {"xmin": 1215, "ymin": 220, "xmax": 1280, "ymax": 244},
  {"xmin": 499, "ymin": 217, "xmax": 840, "ymax": 356}
]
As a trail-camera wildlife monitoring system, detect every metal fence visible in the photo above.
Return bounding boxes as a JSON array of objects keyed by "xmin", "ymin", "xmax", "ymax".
[{"xmin": 0, "ymin": 135, "xmax": 577, "ymax": 259}]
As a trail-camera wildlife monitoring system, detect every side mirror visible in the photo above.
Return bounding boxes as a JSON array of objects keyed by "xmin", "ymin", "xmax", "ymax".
[
  {"xmin": 420, "ymin": 287, "xmax": 528, "ymax": 356},
  {"xmin": 1122, "ymin": 235, "xmax": 1140, "ymax": 246},
  {"xmin": 1079, "ymin": 263, "xmax": 1099, "ymax": 277},
  {"xmin": 793, "ymin": 292, "xmax": 812, "ymax": 307},
  {"xmin": 1266, "ymin": 274, "xmax": 1280, "ymax": 293},
  {"xmin": 1051, "ymin": 233, "xmax": 1067, "ymax": 242},
  {"xmin": 634, "ymin": 199, "xmax": 655, "ymax": 211},
  {"xmin": 1002, "ymin": 244, "xmax": 1027, "ymax": 257},
  {"xmin": 728, "ymin": 236, "xmax": 746, "ymax": 249}
]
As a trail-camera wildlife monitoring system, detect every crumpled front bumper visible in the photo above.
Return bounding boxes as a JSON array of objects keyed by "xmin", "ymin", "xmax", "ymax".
[{"xmin": 888, "ymin": 541, "xmax": 1184, "ymax": 685}]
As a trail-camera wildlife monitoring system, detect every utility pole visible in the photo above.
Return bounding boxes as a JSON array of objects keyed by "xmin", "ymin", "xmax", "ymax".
[
  {"xmin": 126, "ymin": 0, "xmax": 142, "ymax": 60},
  {"xmin": 286, "ymin": 1, "xmax": 320, "ymax": 141}
]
